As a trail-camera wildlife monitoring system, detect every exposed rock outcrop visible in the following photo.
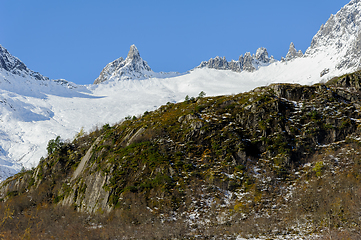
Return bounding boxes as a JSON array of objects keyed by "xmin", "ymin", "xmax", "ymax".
[
  {"xmin": 285, "ymin": 42, "xmax": 303, "ymax": 61},
  {"xmin": 0, "ymin": 44, "xmax": 49, "ymax": 81},
  {"xmin": 198, "ymin": 47, "xmax": 275, "ymax": 72}
]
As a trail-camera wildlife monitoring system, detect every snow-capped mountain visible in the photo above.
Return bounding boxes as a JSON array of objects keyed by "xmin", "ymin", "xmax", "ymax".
[
  {"xmin": 0, "ymin": 0, "xmax": 360, "ymax": 181},
  {"xmin": 94, "ymin": 45, "xmax": 179, "ymax": 84},
  {"xmin": 94, "ymin": 45, "xmax": 153, "ymax": 84},
  {"xmin": 305, "ymin": 0, "xmax": 361, "ymax": 71},
  {"xmin": 0, "ymin": 45, "xmax": 49, "ymax": 81}
]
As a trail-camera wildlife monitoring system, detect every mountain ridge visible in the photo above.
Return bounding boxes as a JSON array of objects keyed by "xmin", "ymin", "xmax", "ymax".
[
  {"xmin": 0, "ymin": 44, "xmax": 49, "ymax": 81},
  {"xmin": 305, "ymin": 0, "xmax": 361, "ymax": 70}
]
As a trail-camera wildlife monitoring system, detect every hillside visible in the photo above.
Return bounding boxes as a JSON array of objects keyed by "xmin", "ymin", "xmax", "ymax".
[{"xmin": 1, "ymin": 71, "xmax": 361, "ymax": 239}]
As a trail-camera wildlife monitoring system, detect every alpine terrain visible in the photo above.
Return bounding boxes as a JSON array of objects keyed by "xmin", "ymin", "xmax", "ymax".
[{"xmin": 0, "ymin": 0, "xmax": 360, "ymax": 239}]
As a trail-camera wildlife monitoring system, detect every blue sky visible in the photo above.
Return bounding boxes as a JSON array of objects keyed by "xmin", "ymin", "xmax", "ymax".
[{"xmin": 1, "ymin": 0, "xmax": 351, "ymax": 85}]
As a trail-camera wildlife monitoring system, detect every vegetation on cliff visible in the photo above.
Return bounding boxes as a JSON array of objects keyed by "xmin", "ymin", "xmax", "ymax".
[{"xmin": 1, "ymin": 71, "xmax": 361, "ymax": 239}]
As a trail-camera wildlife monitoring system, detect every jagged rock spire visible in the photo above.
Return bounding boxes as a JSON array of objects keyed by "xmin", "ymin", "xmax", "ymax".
[
  {"xmin": 285, "ymin": 42, "xmax": 303, "ymax": 61},
  {"xmin": 197, "ymin": 47, "xmax": 274, "ymax": 72},
  {"xmin": 94, "ymin": 45, "xmax": 153, "ymax": 84},
  {"xmin": 255, "ymin": 47, "xmax": 270, "ymax": 63},
  {"xmin": 127, "ymin": 44, "xmax": 141, "ymax": 60}
]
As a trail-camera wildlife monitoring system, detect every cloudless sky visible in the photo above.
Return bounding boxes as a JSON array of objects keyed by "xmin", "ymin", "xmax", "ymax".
[{"xmin": 0, "ymin": 0, "xmax": 351, "ymax": 85}]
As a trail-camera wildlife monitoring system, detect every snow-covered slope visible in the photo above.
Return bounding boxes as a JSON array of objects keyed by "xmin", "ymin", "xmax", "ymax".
[
  {"xmin": 306, "ymin": 0, "xmax": 361, "ymax": 71},
  {"xmin": 0, "ymin": 0, "xmax": 360, "ymax": 181}
]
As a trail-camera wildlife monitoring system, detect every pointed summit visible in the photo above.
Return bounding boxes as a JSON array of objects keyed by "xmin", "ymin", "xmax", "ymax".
[
  {"xmin": 94, "ymin": 45, "xmax": 153, "ymax": 84},
  {"xmin": 285, "ymin": 42, "xmax": 303, "ymax": 61},
  {"xmin": 127, "ymin": 44, "xmax": 140, "ymax": 60}
]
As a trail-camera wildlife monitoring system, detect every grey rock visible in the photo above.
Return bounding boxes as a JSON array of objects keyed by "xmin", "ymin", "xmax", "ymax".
[
  {"xmin": 285, "ymin": 42, "xmax": 303, "ymax": 61},
  {"xmin": 199, "ymin": 56, "xmax": 230, "ymax": 71},
  {"xmin": 197, "ymin": 47, "xmax": 273, "ymax": 73},
  {"xmin": 190, "ymin": 121, "xmax": 204, "ymax": 130},
  {"xmin": 62, "ymin": 171, "xmax": 112, "ymax": 214},
  {"xmin": 242, "ymin": 52, "xmax": 256, "ymax": 72},
  {"xmin": 228, "ymin": 60, "xmax": 243, "ymax": 72},
  {"xmin": 236, "ymin": 150, "xmax": 247, "ymax": 165},
  {"xmin": 255, "ymin": 47, "xmax": 270, "ymax": 63},
  {"xmin": 72, "ymin": 136, "xmax": 102, "ymax": 181},
  {"xmin": 0, "ymin": 44, "xmax": 49, "ymax": 81},
  {"xmin": 320, "ymin": 68, "xmax": 330, "ymax": 77}
]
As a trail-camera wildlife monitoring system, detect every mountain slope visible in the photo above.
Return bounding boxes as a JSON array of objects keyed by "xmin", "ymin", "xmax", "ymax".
[
  {"xmin": 306, "ymin": 0, "xmax": 361, "ymax": 70},
  {"xmin": 1, "ymin": 71, "xmax": 361, "ymax": 238}
]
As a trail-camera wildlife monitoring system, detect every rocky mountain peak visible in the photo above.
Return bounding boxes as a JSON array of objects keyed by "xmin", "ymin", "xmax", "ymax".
[
  {"xmin": 285, "ymin": 42, "xmax": 303, "ymax": 61},
  {"xmin": 307, "ymin": 0, "xmax": 361, "ymax": 51},
  {"xmin": 305, "ymin": 0, "xmax": 361, "ymax": 70},
  {"xmin": 0, "ymin": 44, "xmax": 48, "ymax": 81},
  {"xmin": 127, "ymin": 44, "xmax": 140, "ymax": 60},
  {"xmin": 94, "ymin": 45, "xmax": 153, "ymax": 84},
  {"xmin": 255, "ymin": 47, "xmax": 269, "ymax": 62},
  {"xmin": 0, "ymin": 44, "xmax": 26, "ymax": 72}
]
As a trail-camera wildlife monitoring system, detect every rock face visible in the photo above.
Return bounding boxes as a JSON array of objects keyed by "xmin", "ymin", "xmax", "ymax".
[
  {"xmin": 285, "ymin": 42, "xmax": 303, "ymax": 61},
  {"xmin": 305, "ymin": 0, "xmax": 361, "ymax": 70},
  {"xmin": 198, "ymin": 47, "xmax": 275, "ymax": 72},
  {"xmin": 94, "ymin": 45, "xmax": 154, "ymax": 84},
  {"xmin": 0, "ymin": 44, "xmax": 49, "ymax": 81},
  {"xmin": 2, "ymin": 70, "xmax": 361, "ymax": 237}
]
